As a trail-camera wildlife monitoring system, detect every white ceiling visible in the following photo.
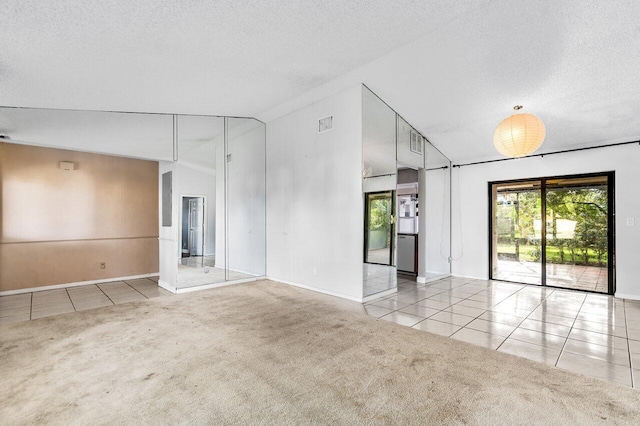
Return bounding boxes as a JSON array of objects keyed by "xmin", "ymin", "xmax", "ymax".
[
  {"xmin": 2, "ymin": 0, "xmax": 639, "ymax": 162},
  {"xmin": 0, "ymin": 107, "xmax": 174, "ymax": 160},
  {"xmin": 0, "ymin": 0, "xmax": 471, "ymax": 116}
]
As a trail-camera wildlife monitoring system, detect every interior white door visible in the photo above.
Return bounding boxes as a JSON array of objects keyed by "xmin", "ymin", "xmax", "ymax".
[{"xmin": 188, "ymin": 198, "xmax": 205, "ymax": 256}]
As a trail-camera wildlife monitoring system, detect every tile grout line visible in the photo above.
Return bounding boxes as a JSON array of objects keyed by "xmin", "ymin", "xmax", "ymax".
[
  {"xmin": 95, "ymin": 284, "xmax": 116, "ymax": 306},
  {"xmin": 413, "ymin": 279, "xmax": 484, "ymax": 333},
  {"xmin": 376, "ymin": 279, "xmax": 478, "ymax": 325},
  {"xmin": 624, "ymin": 300, "xmax": 634, "ymax": 388},
  {"xmin": 65, "ymin": 288, "xmax": 77, "ymax": 312},
  {"xmin": 494, "ymin": 287, "xmax": 556, "ymax": 352},
  {"xmin": 437, "ymin": 285, "xmax": 523, "ymax": 337},
  {"xmin": 460, "ymin": 284, "xmax": 536, "ymax": 338},
  {"xmin": 381, "ymin": 279, "xmax": 523, "ymax": 337},
  {"xmin": 441, "ymin": 281, "xmax": 531, "ymax": 336},
  {"xmin": 554, "ymin": 294, "xmax": 588, "ymax": 368},
  {"xmin": 0, "ymin": 277, "xmax": 163, "ymax": 325},
  {"xmin": 123, "ymin": 280, "xmax": 151, "ymax": 300},
  {"xmin": 371, "ymin": 277, "xmax": 634, "ymax": 386},
  {"xmin": 398, "ymin": 281, "xmax": 474, "ymax": 325}
]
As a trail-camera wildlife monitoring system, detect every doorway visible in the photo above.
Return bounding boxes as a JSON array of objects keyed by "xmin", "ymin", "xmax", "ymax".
[
  {"xmin": 181, "ymin": 196, "xmax": 208, "ymax": 267},
  {"xmin": 490, "ymin": 172, "xmax": 614, "ymax": 294},
  {"xmin": 364, "ymin": 191, "xmax": 396, "ymax": 266}
]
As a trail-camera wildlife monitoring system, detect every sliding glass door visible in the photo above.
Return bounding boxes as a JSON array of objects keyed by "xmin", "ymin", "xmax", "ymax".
[
  {"xmin": 490, "ymin": 172, "xmax": 614, "ymax": 294},
  {"xmin": 545, "ymin": 175, "xmax": 611, "ymax": 292},
  {"xmin": 491, "ymin": 180, "xmax": 542, "ymax": 285}
]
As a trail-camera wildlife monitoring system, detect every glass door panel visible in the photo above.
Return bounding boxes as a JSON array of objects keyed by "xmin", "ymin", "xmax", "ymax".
[
  {"xmin": 491, "ymin": 181, "xmax": 542, "ymax": 285},
  {"xmin": 365, "ymin": 191, "xmax": 395, "ymax": 265},
  {"xmin": 545, "ymin": 175, "xmax": 609, "ymax": 293},
  {"xmin": 175, "ymin": 115, "xmax": 225, "ymax": 289}
]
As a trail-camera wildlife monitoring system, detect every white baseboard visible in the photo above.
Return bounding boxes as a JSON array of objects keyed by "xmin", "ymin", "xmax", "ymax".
[
  {"xmin": 417, "ymin": 274, "xmax": 452, "ymax": 284},
  {"xmin": 362, "ymin": 287, "xmax": 397, "ymax": 303},
  {"xmin": 0, "ymin": 273, "xmax": 160, "ymax": 296},
  {"xmin": 175, "ymin": 276, "xmax": 263, "ymax": 294},
  {"xmin": 450, "ymin": 274, "xmax": 488, "ymax": 281},
  {"xmin": 267, "ymin": 277, "xmax": 363, "ymax": 303},
  {"xmin": 613, "ymin": 292, "xmax": 640, "ymax": 301},
  {"xmin": 158, "ymin": 280, "xmax": 177, "ymax": 294}
]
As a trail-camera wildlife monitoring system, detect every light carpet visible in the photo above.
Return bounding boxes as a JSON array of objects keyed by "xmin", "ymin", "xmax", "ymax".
[{"xmin": 1, "ymin": 280, "xmax": 639, "ymax": 425}]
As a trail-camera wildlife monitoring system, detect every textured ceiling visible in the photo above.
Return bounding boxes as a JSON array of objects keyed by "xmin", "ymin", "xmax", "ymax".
[
  {"xmin": 0, "ymin": 0, "xmax": 473, "ymax": 116},
  {"xmin": 2, "ymin": 0, "xmax": 639, "ymax": 162},
  {"xmin": 260, "ymin": 0, "xmax": 640, "ymax": 162}
]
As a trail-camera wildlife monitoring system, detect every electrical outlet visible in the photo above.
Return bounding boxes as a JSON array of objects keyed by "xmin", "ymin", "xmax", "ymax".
[
  {"xmin": 627, "ymin": 218, "xmax": 635, "ymax": 227},
  {"xmin": 100, "ymin": 262, "xmax": 106, "ymax": 269}
]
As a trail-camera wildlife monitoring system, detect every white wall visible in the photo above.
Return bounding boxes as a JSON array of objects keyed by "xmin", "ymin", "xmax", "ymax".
[
  {"xmin": 266, "ymin": 85, "xmax": 364, "ymax": 301},
  {"xmin": 451, "ymin": 144, "xmax": 640, "ymax": 299}
]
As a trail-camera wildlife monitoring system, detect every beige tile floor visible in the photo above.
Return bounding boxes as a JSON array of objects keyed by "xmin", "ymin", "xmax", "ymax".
[
  {"xmin": 0, "ymin": 277, "xmax": 170, "ymax": 325},
  {"xmin": 365, "ymin": 276, "xmax": 640, "ymax": 389}
]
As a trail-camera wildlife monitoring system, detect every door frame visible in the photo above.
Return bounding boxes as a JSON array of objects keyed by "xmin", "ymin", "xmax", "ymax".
[
  {"xmin": 364, "ymin": 190, "xmax": 396, "ymax": 266},
  {"xmin": 179, "ymin": 194, "xmax": 208, "ymax": 259},
  {"xmin": 488, "ymin": 171, "xmax": 615, "ymax": 295}
]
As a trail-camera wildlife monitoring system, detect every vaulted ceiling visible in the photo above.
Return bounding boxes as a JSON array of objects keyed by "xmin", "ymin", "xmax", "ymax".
[{"xmin": 2, "ymin": 0, "xmax": 639, "ymax": 162}]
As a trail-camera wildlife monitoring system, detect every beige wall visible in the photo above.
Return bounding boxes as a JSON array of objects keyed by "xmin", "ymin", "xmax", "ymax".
[{"xmin": 0, "ymin": 143, "xmax": 159, "ymax": 291}]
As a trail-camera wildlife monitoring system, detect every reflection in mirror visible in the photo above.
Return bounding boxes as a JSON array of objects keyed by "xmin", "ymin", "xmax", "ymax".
[
  {"xmin": 0, "ymin": 107, "xmax": 268, "ymax": 293},
  {"xmin": 0, "ymin": 107, "xmax": 174, "ymax": 161},
  {"xmin": 175, "ymin": 115, "xmax": 226, "ymax": 289},
  {"xmin": 397, "ymin": 168, "xmax": 419, "ymax": 278},
  {"xmin": 397, "ymin": 116, "xmax": 424, "ymax": 169},
  {"xmin": 365, "ymin": 191, "xmax": 395, "ymax": 265},
  {"xmin": 0, "ymin": 106, "xmax": 174, "ymax": 294},
  {"xmin": 362, "ymin": 87, "xmax": 396, "ymax": 178},
  {"xmin": 362, "ymin": 87, "xmax": 398, "ymax": 299},
  {"xmin": 226, "ymin": 118, "xmax": 266, "ymax": 280},
  {"xmin": 420, "ymin": 142, "xmax": 452, "ymax": 280}
]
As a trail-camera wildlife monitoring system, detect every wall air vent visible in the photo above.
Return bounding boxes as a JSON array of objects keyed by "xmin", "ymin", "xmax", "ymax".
[
  {"xmin": 318, "ymin": 115, "xmax": 333, "ymax": 133},
  {"xmin": 410, "ymin": 130, "xmax": 423, "ymax": 154}
]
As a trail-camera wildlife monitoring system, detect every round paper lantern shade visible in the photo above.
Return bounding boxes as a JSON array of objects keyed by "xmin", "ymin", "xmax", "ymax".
[{"xmin": 493, "ymin": 113, "xmax": 546, "ymax": 158}]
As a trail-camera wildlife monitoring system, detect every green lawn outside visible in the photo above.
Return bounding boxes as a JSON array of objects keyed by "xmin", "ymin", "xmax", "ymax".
[{"xmin": 497, "ymin": 243, "xmax": 607, "ymax": 266}]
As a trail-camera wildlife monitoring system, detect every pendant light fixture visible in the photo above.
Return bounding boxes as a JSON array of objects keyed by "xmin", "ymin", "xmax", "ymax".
[{"xmin": 493, "ymin": 105, "xmax": 546, "ymax": 158}]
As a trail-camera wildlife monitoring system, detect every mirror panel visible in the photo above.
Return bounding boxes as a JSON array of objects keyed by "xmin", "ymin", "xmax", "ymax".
[
  {"xmin": 226, "ymin": 117, "xmax": 266, "ymax": 280},
  {"xmin": 422, "ymin": 142, "xmax": 451, "ymax": 277},
  {"xmin": 175, "ymin": 115, "xmax": 225, "ymax": 289},
  {"xmin": 0, "ymin": 107, "xmax": 268, "ymax": 292},
  {"xmin": 397, "ymin": 116, "xmax": 424, "ymax": 169},
  {"xmin": 362, "ymin": 87, "xmax": 398, "ymax": 298},
  {"xmin": 362, "ymin": 87, "xmax": 396, "ymax": 178}
]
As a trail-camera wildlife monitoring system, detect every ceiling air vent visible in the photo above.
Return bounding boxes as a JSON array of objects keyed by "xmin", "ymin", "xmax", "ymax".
[
  {"xmin": 410, "ymin": 130, "xmax": 423, "ymax": 154},
  {"xmin": 318, "ymin": 115, "xmax": 333, "ymax": 133}
]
